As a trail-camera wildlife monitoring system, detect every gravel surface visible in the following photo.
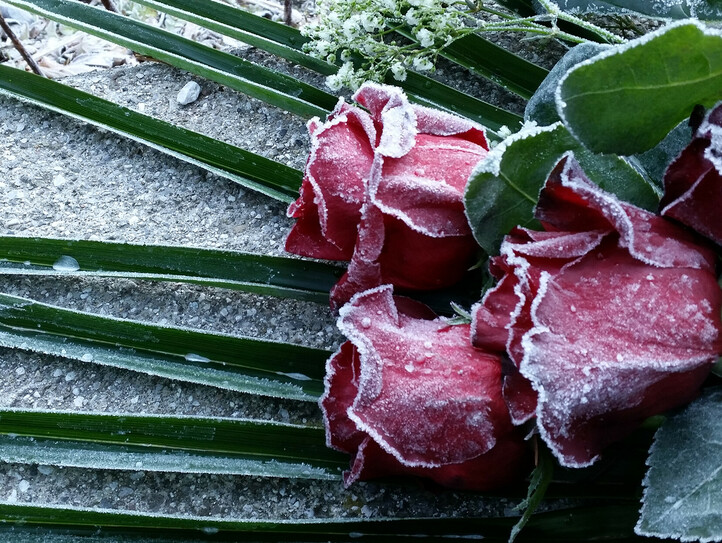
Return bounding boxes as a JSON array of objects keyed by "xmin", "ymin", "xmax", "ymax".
[{"xmin": 0, "ymin": 22, "xmax": 570, "ymax": 534}]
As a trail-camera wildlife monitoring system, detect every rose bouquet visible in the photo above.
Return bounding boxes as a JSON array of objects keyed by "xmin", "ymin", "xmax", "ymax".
[
  {"xmin": 285, "ymin": 21, "xmax": 722, "ymax": 541},
  {"xmin": 2, "ymin": 0, "xmax": 722, "ymax": 540}
]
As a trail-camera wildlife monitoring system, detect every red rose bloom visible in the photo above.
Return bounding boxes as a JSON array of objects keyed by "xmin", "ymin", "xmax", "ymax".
[
  {"xmin": 473, "ymin": 154, "xmax": 722, "ymax": 467},
  {"xmin": 321, "ymin": 285, "xmax": 528, "ymax": 490},
  {"xmin": 285, "ymin": 83, "xmax": 488, "ymax": 308},
  {"xmin": 660, "ymin": 102, "xmax": 722, "ymax": 246}
]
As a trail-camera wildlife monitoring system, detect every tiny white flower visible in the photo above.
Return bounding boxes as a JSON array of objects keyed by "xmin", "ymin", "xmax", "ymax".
[
  {"xmin": 326, "ymin": 74, "xmax": 343, "ymax": 91},
  {"xmin": 416, "ymin": 28, "xmax": 434, "ymax": 47},
  {"xmin": 405, "ymin": 8, "xmax": 419, "ymax": 25},
  {"xmin": 412, "ymin": 55, "xmax": 433, "ymax": 71},
  {"xmin": 343, "ymin": 18, "xmax": 359, "ymax": 40},
  {"xmin": 390, "ymin": 62, "xmax": 407, "ymax": 81}
]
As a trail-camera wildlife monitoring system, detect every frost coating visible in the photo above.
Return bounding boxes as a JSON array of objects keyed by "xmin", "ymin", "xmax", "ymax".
[
  {"xmin": 636, "ymin": 388, "xmax": 722, "ymax": 542},
  {"xmin": 556, "ymin": 20, "xmax": 722, "ymax": 152},
  {"xmin": 473, "ymin": 155, "xmax": 722, "ymax": 467},
  {"xmin": 320, "ymin": 285, "xmax": 528, "ymax": 489}
]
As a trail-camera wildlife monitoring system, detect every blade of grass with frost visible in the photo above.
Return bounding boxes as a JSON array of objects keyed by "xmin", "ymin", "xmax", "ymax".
[
  {"xmin": 0, "ymin": 434, "xmax": 343, "ymax": 479},
  {"xmin": 0, "ymin": 238, "xmax": 471, "ymax": 316},
  {"xmin": 0, "ymin": 502, "xmax": 641, "ymax": 540},
  {"xmin": 128, "ymin": 0, "xmax": 522, "ymax": 131},
  {"xmin": 0, "ymin": 293, "xmax": 329, "ymax": 400},
  {"xmin": 0, "ymin": 65, "xmax": 302, "ymax": 202},
  {"xmin": 0, "ymin": 237, "xmax": 342, "ymax": 304},
  {"xmin": 0, "ymin": 409, "xmax": 346, "ymax": 470},
  {"xmin": 3, "ymin": 0, "xmax": 335, "ymax": 118},
  {"xmin": 132, "ymin": 0, "xmax": 335, "ymax": 75}
]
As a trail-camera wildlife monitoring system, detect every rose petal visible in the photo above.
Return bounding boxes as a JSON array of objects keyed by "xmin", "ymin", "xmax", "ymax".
[
  {"xmin": 338, "ymin": 285, "xmax": 510, "ymax": 468},
  {"xmin": 413, "ymin": 103, "xmax": 489, "ymax": 144},
  {"xmin": 660, "ymin": 104, "xmax": 722, "ymax": 246},
  {"xmin": 538, "ymin": 156, "xmax": 715, "ymax": 269},
  {"xmin": 285, "ymin": 101, "xmax": 375, "ymax": 260},
  {"xmin": 353, "ymin": 83, "xmax": 417, "ymax": 158},
  {"xmin": 345, "ymin": 430, "xmax": 528, "ymax": 491},
  {"xmin": 522, "ymin": 241, "xmax": 722, "ymax": 466},
  {"xmin": 374, "ymin": 134, "xmax": 485, "ymax": 237},
  {"xmin": 320, "ymin": 342, "xmax": 365, "ymax": 453}
]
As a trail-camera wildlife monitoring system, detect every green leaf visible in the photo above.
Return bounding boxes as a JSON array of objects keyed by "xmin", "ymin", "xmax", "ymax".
[
  {"xmin": 0, "ymin": 292, "xmax": 329, "ymax": 401},
  {"xmin": 525, "ymin": 42, "xmax": 610, "ymax": 126},
  {"xmin": 635, "ymin": 120, "xmax": 693, "ymax": 186},
  {"xmin": 464, "ymin": 122, "xmax": 660, "ymax": 254},
  {"xmin": 509, "ymin": 444, "xmax": 554, "ymax": 542},
  {"xmin": 0, "ymin": 236, "xmax": 342, "ymax": 303},
  {"xmin": 4, "ymin": 0, "xmax": 335, "ymax": 118},
  {"xmin": 558, "ymin": 21, "xmax": 722, "ymax": 155},
  {"xmin": 637, "ymin": 386, "xmax": 722, "ymax": 541},
  {"xmin": 0, "ymin": 65, "xmax": 302, "ymax": 202},
  {"xmin": 0, "ymin": 413, "xmax": 345, "ymax": 479},
  {"xmin": 544, "ymin": 0, "xmax": 722, "ymax": 20},
  {"xmin": 136, "ymin": 0, "xmax": 309, "ymax": 51},
  {"xmin": 0, "ymin": 502, "xmax": 642, "ymax": 540}
]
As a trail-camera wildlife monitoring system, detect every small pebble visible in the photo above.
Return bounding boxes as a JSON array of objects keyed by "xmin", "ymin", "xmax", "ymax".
[{"xmin": 177, "ymin": 81, "xmax": 201, "ymax": 105}]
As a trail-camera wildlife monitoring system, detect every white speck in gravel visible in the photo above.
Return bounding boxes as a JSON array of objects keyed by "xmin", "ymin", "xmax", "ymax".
[{"xmin": 177, "ymin": 81, "xmax": 201, "ymax": 105}]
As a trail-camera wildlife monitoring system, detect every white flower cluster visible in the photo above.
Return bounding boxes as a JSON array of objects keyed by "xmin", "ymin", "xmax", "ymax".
[{"xmin": 303, "ymin": 0, "xmax": 479, "ymax": 90}]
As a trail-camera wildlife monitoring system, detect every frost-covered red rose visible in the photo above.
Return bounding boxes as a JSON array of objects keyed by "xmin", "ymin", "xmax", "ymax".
[
  {"xmin": 660, "ymin": 102, "xmax": 722, "ymax": 246},
  {"xmin": 473, "ymin": 154, "xmax": 722, "ymax": 468},
  {"xmin": 321, "ymin": 285, "xmax": 528, "ymax": 490},
  {"xmin": 285, "ymin": 83, "xmax": 488, "ymax": 308}
]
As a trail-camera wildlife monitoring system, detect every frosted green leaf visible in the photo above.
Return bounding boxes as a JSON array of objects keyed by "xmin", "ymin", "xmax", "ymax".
[
  {"xmin": 558, "ymin": 21, "xmax": 722, "ymax": 155},
  {"xmin": 635, "ymin": 120, "xmax": 693, "ymax": 186},
  {"xmin": 525, "ymin": 42, "xmax": 610, "ymax": 126},
  {"xmin": 637, "ymin": 387, "xmax": 722, "ymax": 542}
]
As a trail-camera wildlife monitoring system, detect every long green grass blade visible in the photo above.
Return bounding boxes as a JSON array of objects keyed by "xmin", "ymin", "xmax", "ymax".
[
  {"xmin": 0, "ymin": 65, "xmax": 302, "ymax": 202},
  {"xmin": 0, "ymin": 502, "xmax": 640, "ymax": 541},
  {"xmin": 0, "ymin": 435, "xmax": 341, "ymax": 479},
  {"xmin": 0, "ymin": 409, "xmax": 345, "ymax": 470},
  {"xmin": 130, "ymin": 0, "xmax": 521, "ymax": 130},
  {"xmin": 0, "ymin": 292, "xmax": 330, "ymax": 400},
  {"xmin": 4, "ymin": 0, "xmax": 335, "ymax": 118},
  {"xmin": 132, "ymin": 0, "xmax": 335, "ymax": 75},
  {"xmin": 0, "ymin": 237, "xmax": 342, "ymax": 303},
  {"xmin": 138, "ymin": 0, "xmax": 307, "ymax": 51}
]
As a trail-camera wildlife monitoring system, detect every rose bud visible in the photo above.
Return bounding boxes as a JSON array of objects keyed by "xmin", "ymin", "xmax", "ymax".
[
  {"xmin": 473, "ymin": 154, "xmax": 722, "ymax": 468},
  {"xmin": 284, "ymin": 83, "xmax": 488, "ymax": 308},
  {"xmin": 660, "ymin": 102, "xmax": 722, "ymax": 246},
  {"xmin": 321, "ymin": 284, "xmax": 528, "ymax": 490}
]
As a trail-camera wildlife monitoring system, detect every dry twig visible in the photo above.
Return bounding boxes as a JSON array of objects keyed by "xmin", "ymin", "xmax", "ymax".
[
  {"xmin": 0, "ymin": 11, "xmax": 45, "ymax": 77},
  {"xmin": 284, "ymin": 0, "xmax": 292, "ymax": 25}
]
